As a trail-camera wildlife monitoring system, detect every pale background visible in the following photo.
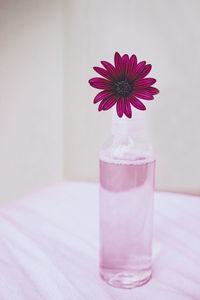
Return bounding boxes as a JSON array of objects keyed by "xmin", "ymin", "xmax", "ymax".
[{"xmin": 0, "ymin": 0, "xmax": 200, "ymax": 202}]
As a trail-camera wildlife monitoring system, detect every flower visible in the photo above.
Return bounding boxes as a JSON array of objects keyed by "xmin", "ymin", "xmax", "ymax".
[{"xmin": 88, "ymin": 52, "xmax": 159, "ymax": 118}]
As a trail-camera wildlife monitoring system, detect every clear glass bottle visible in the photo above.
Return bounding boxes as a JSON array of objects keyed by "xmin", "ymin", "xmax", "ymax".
[{"xmin": 99, "ymin": 110, "xmax": 155, "ymax": 289}]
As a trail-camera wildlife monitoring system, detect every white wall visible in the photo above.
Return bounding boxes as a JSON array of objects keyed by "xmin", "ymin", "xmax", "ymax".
[
  {"xmin": 0, "ymin": 0, "xmax": 63, "ymax": 202},
  {"xmin": 63, "ymin": 0, "xmax": 200, "ymax": 194},
  {"xmin": 0, "ymin": 0, "xmax": 199, "ymax": 203}
]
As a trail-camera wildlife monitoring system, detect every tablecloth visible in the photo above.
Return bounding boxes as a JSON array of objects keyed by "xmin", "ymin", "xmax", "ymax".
[{"xmin": 0, "ymin": 182, "xmax": 199, "ymax": 300}]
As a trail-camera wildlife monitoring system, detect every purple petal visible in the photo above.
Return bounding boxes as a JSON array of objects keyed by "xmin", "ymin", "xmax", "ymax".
[
  {"xmin": 116, "ymin": 98, "xmax": 124, "ymax": 118},
  {"xmin": 101, "ymin": 60, "xmax": 115, "ymax": 72},
  {"xmin": 146, "ymin": 86, "xmax": 160, "ymax": 95},
  {"xmin": 89, "ymin": 77, "xmax": 113, "ymax": 89},
  {"xmin": 122, "ymin": 54, "xmax": 129, "ymax": 75},
  {"xmin": 134, "ymin": 78, "xmax": 156, "ymax": 89},
  {"xmin": 98, "ymin": 100, "xmax": 107, "ymax": 111},
  {"xmin": 129, "ymin": 96, "xmax": 146, "ymax": 110},
  {"xmin": 124, "ymin": 99, "xmax": 132, "ymax": 118},
  {"xmin": 103, "ymin": 97, "xmax": 118, "ymax": 110},
  {"xmin": 138, "ymin": 64, "xmax": 152, "ymax": 79},
  {"xmin": 93, "ymin": 67, "xmax": 113, "ymax": 80},
  {"xmin": 127, "ymin": 54, "xmax": 137, "ymax": 80},
  {"xmin": 114, "ymin": 52, "xmax": 122, "ymax": 69},
  {"xmin": 122, "ymin": 54, "xmax": 129, "ymax": 61},
  {"xmin": 114, "ymin": 52, "xmax": 123, "ymax": 77},
  {"xmin": 133, "ymin": 90, "xmax": 154, "ymax": 100},
  {"xmin": 93, "ymin": 90, "xmax": 114, "ymax": 104},
  {"xmin": 134, "ymin": 61, "xmax": 146, "ymax": 78},
  {"xmin": 101, "ymin": 61, "xmax": 117, "ymax": 79}
]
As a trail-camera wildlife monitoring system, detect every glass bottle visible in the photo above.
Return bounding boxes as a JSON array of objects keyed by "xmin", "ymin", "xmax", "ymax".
[{"xmin": 99, "ymin": 109, "xmax": 155, "ymax": 289}]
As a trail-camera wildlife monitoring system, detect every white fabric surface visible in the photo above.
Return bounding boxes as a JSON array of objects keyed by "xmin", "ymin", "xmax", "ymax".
[{"xmin": 0, "ymin": 182, "xmax": 199, "ymax": 299}]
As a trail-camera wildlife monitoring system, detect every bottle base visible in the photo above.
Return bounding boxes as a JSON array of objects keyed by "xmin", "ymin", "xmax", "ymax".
[{"xmin": 100, "ymin": 267, "xmax": 152, "ymax": 289}]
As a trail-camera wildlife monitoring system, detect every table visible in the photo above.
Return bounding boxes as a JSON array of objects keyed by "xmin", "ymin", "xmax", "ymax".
[{"xmin": 0, "ymin": 182, "xmax": 199, "ymax": 300}]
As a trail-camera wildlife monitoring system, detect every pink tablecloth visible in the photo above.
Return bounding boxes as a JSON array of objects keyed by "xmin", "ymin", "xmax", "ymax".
[{"xmin": 0, "ymin": 182, "xmax": 200, "ymax": 300}]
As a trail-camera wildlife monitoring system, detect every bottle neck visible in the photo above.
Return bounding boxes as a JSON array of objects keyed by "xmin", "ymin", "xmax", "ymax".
[
  {"xmin": 99, "ymin": 109, "xmax": 154, "ymax": 163},
  {"xmin": 111, "ymin": 108, "xmax": 148, "ymax": 137}
]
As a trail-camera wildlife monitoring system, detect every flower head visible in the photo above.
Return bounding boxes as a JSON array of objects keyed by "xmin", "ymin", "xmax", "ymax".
[{"xmin": 89, "ymin": 52, "xmax": 159, "ymax": 118}]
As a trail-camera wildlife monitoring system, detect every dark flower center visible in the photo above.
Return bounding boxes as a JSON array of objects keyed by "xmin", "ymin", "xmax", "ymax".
[{"xmin": 114, "ymin": 78, "xmax": 133, "ymax": 97}]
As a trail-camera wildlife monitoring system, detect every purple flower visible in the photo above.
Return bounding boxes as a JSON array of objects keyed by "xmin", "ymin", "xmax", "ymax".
[{"xmin": 89, "ymin": 52, "xmax": 159, "ymax": 118}]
